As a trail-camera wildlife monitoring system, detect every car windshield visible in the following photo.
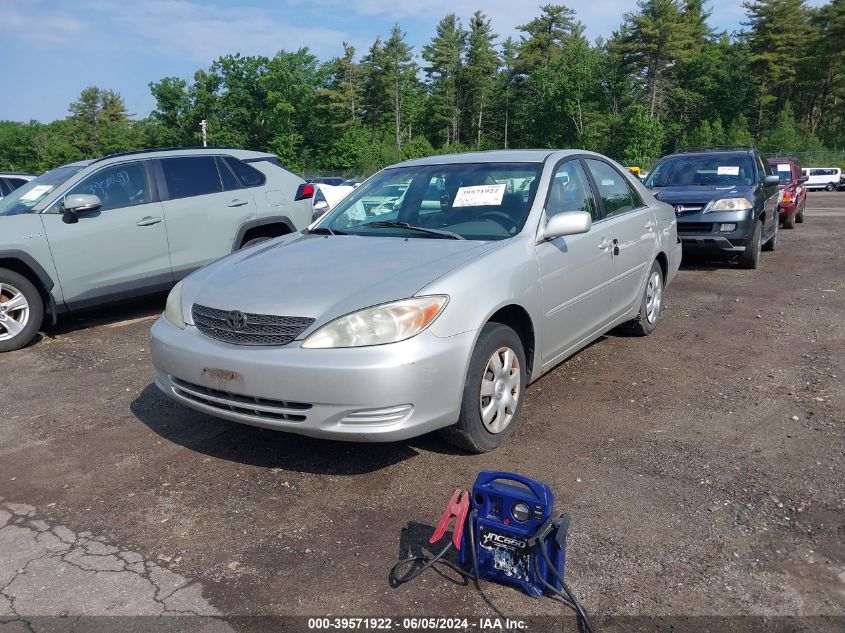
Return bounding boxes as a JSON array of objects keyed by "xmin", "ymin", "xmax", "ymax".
[
  {"xmin": 0, "ymin": 165, "xmax": 84, "ymax": 216},
  {"xmin": 645, "ymin": 155, "xmax": 755, "ymax": 188},
  {"xmin": 316, "ymin": 162, "xmax": 542, "ymax": 241}
]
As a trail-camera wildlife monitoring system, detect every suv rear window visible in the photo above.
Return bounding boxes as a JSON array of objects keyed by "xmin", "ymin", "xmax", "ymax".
[
  {"xmin": 223, "ymin": 157, "xmax": 266, "ymax": 187},
  {"xmin": 162, "ymin": 156, "xmax": 223, "ymax": 199}
]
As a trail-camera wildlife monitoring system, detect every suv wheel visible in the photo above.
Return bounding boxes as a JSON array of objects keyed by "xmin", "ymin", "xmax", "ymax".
[
  {"xmin": 621, "ymin": 260, "xmax": 664, "ymax": 336},
  {"xmin": 782, "ymin": 209, "xmax": 796, "ymax": 229},
  {"xmin": 439, "ymin": 323, "xmax": 526, "ymax": 453},
  {"xmin": 796, "ymin": 201, "xmax": 805, "ymax": 224},
  {"xmin": 739, "ymin": 220, "xmax": 762, "ymax": 269},
  {"xmin": 763, "ymin": 216, "xmax": 778, "ymax": 251},
  {"xmin": 0, "ymin": 269, "xmax": 43, "ymax": 352}
]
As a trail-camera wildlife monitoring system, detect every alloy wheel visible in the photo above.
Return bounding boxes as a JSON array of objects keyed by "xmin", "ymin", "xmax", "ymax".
[
  {"xmin": 479, "ymin": 346, "xmax": 521, "ymax": 433},
  {"xmin": 0, "ymin": 282, "xmax": 30, "ymax": 342}
]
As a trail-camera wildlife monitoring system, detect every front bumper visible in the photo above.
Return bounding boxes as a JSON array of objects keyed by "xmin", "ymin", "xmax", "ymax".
[
  {"xmin": 676, "ymin": 210, "xmax": 753, "ymax": 253},
  {"xmin": 149, "ymin": 317, "xmax": 476, "ymax": 442}
]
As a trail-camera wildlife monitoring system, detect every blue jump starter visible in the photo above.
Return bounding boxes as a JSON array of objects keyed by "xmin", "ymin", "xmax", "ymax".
[{"xmin": 457, "ymin": 471, "xmax": 566, "ymax": 598}]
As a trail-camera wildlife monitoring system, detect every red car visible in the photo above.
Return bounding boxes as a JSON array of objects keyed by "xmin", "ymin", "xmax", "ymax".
[{"xmin": 768, "ymin": 157, "xmax": 807, "ymax": 229}]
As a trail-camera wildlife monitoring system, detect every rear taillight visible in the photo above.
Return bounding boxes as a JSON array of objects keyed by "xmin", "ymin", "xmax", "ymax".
[{"xmin": 295, "ymin": 183, "xmax": 315, "ymax": 201}]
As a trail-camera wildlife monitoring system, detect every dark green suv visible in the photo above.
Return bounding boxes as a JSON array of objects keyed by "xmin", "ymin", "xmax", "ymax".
[{"xmin": 644, "ymin": 147, "xmax": 781, "ymax": 269}]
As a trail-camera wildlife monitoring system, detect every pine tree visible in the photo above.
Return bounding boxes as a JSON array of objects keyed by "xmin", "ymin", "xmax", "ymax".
[
  {"xmin": 516, "ymin": 4, "xmax": 578, "ymax": 70},
  {"xmin": 613, "ymin": 0, "xmax": 699, "ymax": 119},
  {"xmin": 382, "ymin": 25, "xmax": 418, "ymax": 152},
  {"xmin": 462, "ymin": 11, "xmax": 499, "ymax": 148},
  {"xmin": 321, "ymin": 43, "xmax": 364, "ymax": 129},
  {"xmin": 422, "ymin": 15, "xmax": 467, "ymax": 146}
]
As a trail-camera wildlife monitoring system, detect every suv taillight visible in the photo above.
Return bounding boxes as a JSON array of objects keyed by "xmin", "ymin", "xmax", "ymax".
[{"xmin": 295, "ymin": 183, "xmax": 315, "ymax": 201}]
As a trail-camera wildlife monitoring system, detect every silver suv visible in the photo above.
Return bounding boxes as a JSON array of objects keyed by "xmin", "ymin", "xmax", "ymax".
[{"xmin": 0, "ymin": 147, "xmax": 311, "ymax": 351}]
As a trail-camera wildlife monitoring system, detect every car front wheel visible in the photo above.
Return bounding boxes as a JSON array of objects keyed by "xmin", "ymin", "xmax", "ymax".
[
  {"xmin": 439, "ymin": 323, "xmax": 526, "ymax": 453},
  {"xmin": 0, "ymin": 269, "xmax": 43, "ymax": 352},
  {"xmin": 739, "ymin": 219, "xmax": 762, "ymax": 269}
]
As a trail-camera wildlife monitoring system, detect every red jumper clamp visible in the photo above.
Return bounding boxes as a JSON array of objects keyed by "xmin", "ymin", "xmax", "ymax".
[{"xmin": 429, "ymin": 488, "xmax": 470, "ymax": 550}]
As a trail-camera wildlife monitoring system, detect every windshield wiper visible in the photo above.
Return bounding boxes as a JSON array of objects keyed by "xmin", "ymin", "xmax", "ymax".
[
  {"xmin": 308, "ymin": 226, "xmax": 346, "ymax": 236},
  {"xmin": 359, "ymin": 220, "xmax": 465, "ymax": 240}
]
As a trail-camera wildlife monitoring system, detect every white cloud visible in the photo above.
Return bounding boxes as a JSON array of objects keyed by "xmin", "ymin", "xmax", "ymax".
[{"xmin": 4, "ymin": 0, "xmax": 89, "ymax": 47}]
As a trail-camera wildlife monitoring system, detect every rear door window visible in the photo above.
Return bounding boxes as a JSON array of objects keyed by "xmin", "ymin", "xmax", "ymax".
[
  {"xmin": 584, "ymin": 159, "xmax": 641, "ymax": 217},
  {"xmin": 216, "ymin": 157, "xmax": 241, "ymax": 191},
  {"xmin": 161, "ymin": 156, "xmax": 223, "ymax": 200}
]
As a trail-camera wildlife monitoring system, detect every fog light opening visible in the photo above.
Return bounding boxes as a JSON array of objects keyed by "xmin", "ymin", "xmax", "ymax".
[
  {"xmin": 720, "ymin": 223, "xmax": 737, "ymax": 232},
  {"xmin": 340, "ymin": 404, "xmax": 414, "ymax": 426}
]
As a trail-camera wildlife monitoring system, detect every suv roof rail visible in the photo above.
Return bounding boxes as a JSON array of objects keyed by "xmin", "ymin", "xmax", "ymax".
[
  {"xmin": 89, "ymin": 146, "xmax": 254, "ymax": 165},
  {"xmin": 677, "ymin": 145, "xmax": 756, "ymax": 153}
]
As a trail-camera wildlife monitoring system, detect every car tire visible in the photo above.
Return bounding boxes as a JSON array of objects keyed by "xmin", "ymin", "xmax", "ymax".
[
  {"xmin": 0, "ymin": 268, "xmax": 44, "ymax": 353},
  {"xmin": 439, "ymin": 323, "xmax": 527, "ymax": 453},
  {"xmin": 763, "ymin": 217, "xmax": 778, "ymax": 251},
  {"xmin": 739, "ymin": 219, "xmax": 762, "ymax": 269},
  {"xmin": 240, "ymin": 237, "xmax": 271, "ymax": 249},
  {"xmin": 782, "ymin": 210, "xmax": 796, "ymax": 229},
  {"xmin": 826, "ymin": 183, "xmax": 835, "ymax": 192},
  {"xmin": 621, "ymin": 259, "xmax": 664, "ymax": 336},
  {"xmin": 796, "ymin": 202, "xmax": 805, "ymax": 224}
]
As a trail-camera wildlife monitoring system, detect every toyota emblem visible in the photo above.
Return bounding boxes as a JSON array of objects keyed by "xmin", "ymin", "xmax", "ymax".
[
  {"xmin": 226, "ymin": 310, "xmax": 248, "ymax": 330},
  {"xmin": 674, "ymin": 205, "xmax": 684, "ymax": 216}
]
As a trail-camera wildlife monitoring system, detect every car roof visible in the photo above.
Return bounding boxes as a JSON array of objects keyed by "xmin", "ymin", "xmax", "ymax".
[
  {"xmin": 661, "ymin": 150, "xmax": 754, "ymax": 160},
  {"xmin": 85, "ymin": 147, "xmax": 277, "ymax": 167},
  {"xmin": 392, "ymin": 149, "xmax": 614, "ymax": 168}
]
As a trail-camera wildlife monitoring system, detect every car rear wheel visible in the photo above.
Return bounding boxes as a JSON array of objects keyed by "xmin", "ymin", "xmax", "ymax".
[
  {"xmin": 739, "ymin": 220, "xmax": 762, "ymax": 269},
  {"xmin": 621, "ymin": 260, "xmax": 664, "ymax": 336},
  {"xmin": 782, "ymin": 210, "xmax": 796, "ymax": 229},
  {"xmin": 826, "ymin": 183, "xmax": 835, "ymax": 192},
  {"xmin": 0, "ymin": 269, "xmax": 43, "ymax": 353},
  {"xmin": 439, "ymin": 323, "xmax": 526, "ymax": 453}
]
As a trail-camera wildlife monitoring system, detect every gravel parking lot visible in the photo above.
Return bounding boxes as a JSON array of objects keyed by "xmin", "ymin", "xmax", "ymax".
[{"xmin": 1, "ymin": 193, "xmax": 843, "ymax": 629}]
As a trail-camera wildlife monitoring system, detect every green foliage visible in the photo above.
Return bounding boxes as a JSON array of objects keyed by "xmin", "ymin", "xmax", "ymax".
[{"xmin": 2, "ymin": 1, "xmax": 844, "ymax": 177}]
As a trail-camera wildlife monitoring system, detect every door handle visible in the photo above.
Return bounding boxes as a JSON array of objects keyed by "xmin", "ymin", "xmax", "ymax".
[
  {"xmin": 136, "ymin": 216, "xmax": 162, "ymax": 226},
  {"xmin": 598, "ymin": 237, "xmax": 611, "ymax": 250},
  {"xmin": 645, "ymin": 220, "xmax": 656, "ymax": 231},
  {"xmin": 228, "ymin": 199, "xmax": 249, "ymax": 207}
]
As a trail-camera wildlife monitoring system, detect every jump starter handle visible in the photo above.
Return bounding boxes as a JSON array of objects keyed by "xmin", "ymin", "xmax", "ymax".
[{"xmin": 474, "ymin": 471, "xmax": 548, "ymax": 501}]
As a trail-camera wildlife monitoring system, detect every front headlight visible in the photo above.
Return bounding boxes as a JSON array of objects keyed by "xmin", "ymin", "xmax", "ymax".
[
  {"xmin": 301, "ymin": 296, "xmax": 449, "ymax": 349},
  {"xmin": 163, "ymin": 280, "xmax": 186, "ymax": 329},
  {"xmin": 710, "ymin": 198, "xmax": 753, "ymax": 212}
]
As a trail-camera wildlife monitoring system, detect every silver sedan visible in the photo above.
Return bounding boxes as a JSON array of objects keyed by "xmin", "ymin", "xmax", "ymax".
[{"xmin": 150, "ymin": 150, "xmax": 681, "ymax": 452}]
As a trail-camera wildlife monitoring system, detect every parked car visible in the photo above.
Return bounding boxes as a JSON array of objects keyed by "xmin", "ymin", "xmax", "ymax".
[
  {"xmin": 768, "ymin": 157, "xmax": 807, "ymax": 228},
  {"xmin": 0, "ymin": 147, "xmax": 311, "ymax": 352},
  {"xmin": 801, "ymin": 167, "xmax": 843, "ymax": 191},
  {"xmin": 150, "ymin": 149, "xmax": 682, "ymax": 452},
  {"xmin": 644, "ymin": 147, "xmax": 781, "ymax": 269},
  {"xmin": 306, "ymin": 176, "xmax": 346, "ymax": 187},
  {"xmin": 341, "ymin": 179, "xmax": 363, "ymax": 188},
  {"xmin": 0, "ymin": 172, "xmax": 35, "ymax": 198}
]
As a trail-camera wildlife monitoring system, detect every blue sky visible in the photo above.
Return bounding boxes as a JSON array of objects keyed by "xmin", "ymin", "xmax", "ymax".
[{"xmin": 0, "ymin": 0, "xmax": 827, "ymax": 123}]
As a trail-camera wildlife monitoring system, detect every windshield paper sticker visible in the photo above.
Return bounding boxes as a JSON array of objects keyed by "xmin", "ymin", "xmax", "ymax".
[
  {"xmin": 453, "ymin": 184, "xmax": 506, "ymax": 207},
  {"xmin": 717, "ymin": 166, "xmax": 740, "ymax": 176},
  {"xmin": 19, "ymin": 185, "xmax": 54, "ymax": 201},
  {"xmin": 776, "ymin": 163, "xmax": 791, "ymax": 172}
]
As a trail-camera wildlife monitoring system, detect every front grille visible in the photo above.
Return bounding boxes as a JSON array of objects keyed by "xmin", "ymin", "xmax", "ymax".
[
  {"xmin": 669, "ymin": 203, "xmax": 706, "ymax": 216},
  {"xmin": 171, "ymin": 377, "xmax": 311, "ymax": 422},
  {"xmin": 192, "ymin": 304, "xmax": 314, "ymax": 346},
  {"xmin": 677, "ymin": 222, "xmax": 713, "ymax": 234}
]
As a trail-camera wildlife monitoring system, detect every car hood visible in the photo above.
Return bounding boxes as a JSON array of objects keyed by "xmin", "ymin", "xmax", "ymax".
[
  {"xmin": 650, "ymin": 185, "xmax": 752, "ymax": 204},
  {"xmin": 182, "ymin": 233, "xmax": 496, "ymax": 330}
]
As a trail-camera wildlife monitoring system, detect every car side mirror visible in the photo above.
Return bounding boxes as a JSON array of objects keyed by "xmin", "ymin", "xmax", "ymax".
[
  {"xmin": 763, "ymin": 175, "xmax": 780, "ymax": 186},
  {"xmin": 541, "ymin": 211, "xmax": 592, "ymax": 242},
  {"xmin": 797, "ymin": 176, "xmax": 808, "ymax": 184},
  {"xmin": 62, "ymin": 194, "xmax": 102, "ymax": 224},
  {"xmin": 313, "ymin": 200, "xmax": 329, "ymax": 212}
]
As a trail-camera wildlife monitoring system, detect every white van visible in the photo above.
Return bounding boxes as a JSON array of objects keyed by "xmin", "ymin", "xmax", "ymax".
[{"xmin": 801, "ymin": 167, "xmax": 843, "ymax": 191}]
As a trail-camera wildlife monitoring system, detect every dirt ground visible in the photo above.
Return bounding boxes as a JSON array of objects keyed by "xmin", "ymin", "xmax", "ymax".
[{"xmin": 1, "ymin": 193, "xmax": 843, "ymax": 631}]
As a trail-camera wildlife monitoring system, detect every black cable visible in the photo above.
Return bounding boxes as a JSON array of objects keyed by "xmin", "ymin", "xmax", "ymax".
[
  {"xmin": 537, "ymin": 539, "xmax": 594, "ymax": 633},
  {"xmin": 389, "ymin": 540, "xmax": 471, "ymax": 586}
]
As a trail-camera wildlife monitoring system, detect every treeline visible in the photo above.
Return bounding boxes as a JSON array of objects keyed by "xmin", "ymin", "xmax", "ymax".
[{"xmin": 1, "ymin": 0, "xmax": 844, "ymax": 176}]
